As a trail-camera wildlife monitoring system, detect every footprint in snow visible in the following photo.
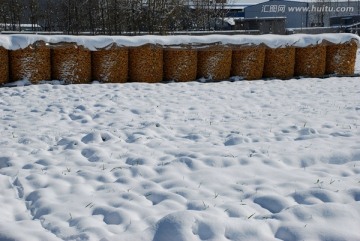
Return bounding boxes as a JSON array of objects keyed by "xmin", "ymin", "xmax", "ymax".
[
  {"xmin": 92, "ymin": 207, "xmax": 128, "ymax": 225},
  {"xmin": 295, "ymin": 128, "xmax": 319, "ymax": 141},
  {"xmin": 224, "ymin": 134, "xmax": 251, "ymax": 146},
  {"xmin": 81, "ymin": 148, "xmax": 102, "ymax": 162},
  {"xmin": 253, "ymin": 194, "xmax": 290, "ymax": 214},
  {"xmin": 81, "ymin": 132, "xmax": 113, "ymax": 144},
  {"xmin": 0, "ymin": 157, "xmax": 11, "ymax": 169}
]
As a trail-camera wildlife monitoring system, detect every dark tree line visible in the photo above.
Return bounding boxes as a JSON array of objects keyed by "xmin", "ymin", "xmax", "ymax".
[{"xmin": 0, "ymin": 0, "xmax": 230, "ymax": 34}]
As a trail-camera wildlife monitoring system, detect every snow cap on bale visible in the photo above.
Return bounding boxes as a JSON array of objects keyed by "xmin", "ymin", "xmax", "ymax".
[
  {"xmin": 92, "ymin": 44, "xmax": 128, "ymax": 83},
  {"xmin": 163, "ymin": 45, "xmax": 197, "ymax": 82},
  {"xmin": 9, "ymin": 41, "xmax": 51, "ymax": 84},
  {"xmin": 129, "ymin": 44, "xmax": 163, "ymax": 83},
  {"xmin": 263, "ymin": 47, "xmax": 296, "ymax": 79},
  {"xmin": 0, "ymin": 47, "xmax": 9, "ymax": 84},
  {"xmin": 51, "ymin": 43, "xmax": 91, "ymax": 84},
  {"xmin": 295, "ymin": 45, "xmax": 327, "ymax": 78},
  {"xmin": 231, "ymin": 44, "xmax": 266, "ymax": 80},
  {"xmin": 0, "ymin": 33, "xmax": 359, "ymax": 50},
  {"xmin": 197, "ymin": 44, "xmax": 232, "ymax": 81}
]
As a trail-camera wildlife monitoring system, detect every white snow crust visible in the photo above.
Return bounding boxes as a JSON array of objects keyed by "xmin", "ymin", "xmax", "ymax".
[{"xmin": 0, "ymin": 33, "xmax": 359, "ymax": 50}]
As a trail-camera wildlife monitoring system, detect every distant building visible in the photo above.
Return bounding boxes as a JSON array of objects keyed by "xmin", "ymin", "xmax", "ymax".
[
  {"xmin": 224, "ymin": 0, "xmax": 360, "ymax": 29},
  {"xmin": 330, "ymin": 14, "xmax": 360, "ymax": 26},
  {"xmin": 330, "ymin": 14, "xmax": 360, "ymax": 33},
  {"xmin": 0, "ymin": 23, "xmax": 42, "ymax": 32},
  {"xmin": 234, "ymin": 17, "xmax": 286, "ymax": 34}
]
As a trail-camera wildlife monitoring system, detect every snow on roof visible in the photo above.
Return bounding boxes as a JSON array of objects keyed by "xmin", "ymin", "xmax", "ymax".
[{"xmin": 0, "ymin": 33, "xmax": 359, "ymax": 50}]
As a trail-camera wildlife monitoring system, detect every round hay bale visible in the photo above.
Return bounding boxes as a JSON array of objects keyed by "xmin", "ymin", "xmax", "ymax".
[
  {"xmin": 129, "ymin": 44, "xmax": 163, "ymax": 83},
  {"xmin": 163, "ymin": 47, "xmax": 197, "ymax": 82},
  {"xmin": 92, "ymin": 46, "xmax": 128, "ymax": 83},
  {"xmin": 295, "ymin": 45, "xmax": 326, "ymax": 77},
  {"xmin": 263, "ymin": 47, "xmax": 295, "ymax": 79},
  {"xmin": 231, "ymin": 45, "xmax": 265, "ymax": 80},
  {"xmin": 0, "ymin": 47, "xmax": 9, "ymax": 84},
  {"xmin": 51, "ymin": 43, "xmax": 91, "ymax": 84},
  {"xmin": 325, "ymin": 40, "xmax": 358, "ymax": 76},
  {"xmin": 9, "ymin": 41, "xmax": 50, "ymax": 84},
  {"xmin": 197, "ymin": 45, "xmax": 232, "ymax": 81}
]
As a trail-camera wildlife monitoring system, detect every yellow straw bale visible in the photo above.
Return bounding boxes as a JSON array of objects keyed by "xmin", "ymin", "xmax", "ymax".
[
  {"xmin": 197, "ymin": 45, "xmax": 232, "ymax": 81},
  {"xmin": 129, "ymin": 44, "xmax": 163, "ymax": 83},
  {"xmin": 9, "ymin": 41, "xmax": 50, "ymax": 83},
  {"xmin": 295, "ymin": 45, "xmax": 326, "ymax": 77},
  {"xmin": 0, "ymin": 47, "xmax": 9, "ymax": 84},
  {"xmin": 231, "ymin": 46, "xmax": 265, "ymax": 80},
  {"xmin": 51, "ymin": 43, "xmax": 91, "ymax": 84},
  {"xmin": 325, "ymin": 40, "xmax": 358, "ymax": 76},
  {"xmin": 263, "ymin": 47, "xmax": 295, "ymax": 79},
  {"xmin": 92, "ymin": 46, "xmax": 128, "ymax": 83},
  {"xmin": 163, "ymin": 47, "xmax": 197, "ymax": 82}
]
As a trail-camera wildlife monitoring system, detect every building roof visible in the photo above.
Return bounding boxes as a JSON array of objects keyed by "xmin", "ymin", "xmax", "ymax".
[
  {"xmin": 227, "ymin": 0, "xmax": 356, "ymax": 5},
  {"xmin": 190, "ymin": 0, "xmax": 360, "ymax": 10}
]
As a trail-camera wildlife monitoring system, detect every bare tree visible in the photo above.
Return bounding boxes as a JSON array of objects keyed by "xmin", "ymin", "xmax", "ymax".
[
  {"xmin": 85, "ymin": 0, "xmax": 99, "ymax": 34},
  {"xmin": 41, "ymin": 0, "xmax": 61, "ymax": 31},
  {"xmin": 0, "ymin": 0, "xmax": 10, "ymax": 30},
  {"xmin": 27, "ymin": 0, "xmax": 40, "ymax": 30},
  {"xmin": 7, "ymin": 0, "xmax": 23, "ymax": 30},
  {"xmin": 0, "ymin": 0, "xmax": 233, "ymax": 34}
]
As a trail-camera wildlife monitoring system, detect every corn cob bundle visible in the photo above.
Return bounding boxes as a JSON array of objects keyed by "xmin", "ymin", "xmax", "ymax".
[
  {"xmin": 51, "ymin": 43, "xmax": 91, "ymax": 84},
  {"xmin": 197, "ymin": 45, "xmax": 232, "ymax": 81},
  {"xmin": 129, "ymin": 44, "xmax": 163, "ymax": 83},
  {"xmin": 9, "ymin": 41, "xmax": 51, "ymax": 83},
  {"xmin": 163, "ymin": 46, "xmax": 197, "ymax": 82},
  {"xmin": 325, "ymin": 40, "xmax": 358, "ymax": 76},
  {"xmin": 263, "ymin": 47, "xmax": 296, "ymax": 79},
  {"xmin": 231, "ymin": 45, "xmax": 265, "ymax": 80},
  {"xmin": 92, "ymin": 46, "xmax": 128, "ymax": 83}
]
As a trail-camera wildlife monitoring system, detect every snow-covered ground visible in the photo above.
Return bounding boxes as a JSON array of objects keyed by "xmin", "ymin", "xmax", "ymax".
[{"xmin": 0, "ymin": 51, "xmax": 360, "ymax": 241}]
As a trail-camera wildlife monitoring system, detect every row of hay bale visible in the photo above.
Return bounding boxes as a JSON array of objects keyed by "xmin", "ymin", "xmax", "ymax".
[{"xmin": 0, "ymin": 40, "xmax": 358, "ymax": 85}]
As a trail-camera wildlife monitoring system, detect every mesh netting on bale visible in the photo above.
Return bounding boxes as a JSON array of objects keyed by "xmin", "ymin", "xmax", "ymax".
[
  {"xmin": 0, "ymin": 47, "xmax": 9, "ymax": 84},
  {"xmin": 129, "ymin": 44, "xmax": 163, "ymax": 83},
  {"xmin": 163, "ymin": 47, "xmax": 197, "ymax": 82},
  {"xmin": 325, "ymin": 40, "xmax": 358, "ymax": 76},
  {"xmin": 263, "ymin": 47, "xmax": 295, "ymax": 79},
  {"xmin": 9, "ymin": 41, "xmax": 51, "ymax": 84},
  {"xmin": 51, "ymin": 43, "xmax": 91, "ymax": 84},
  {"xmin": 92, "ymin": 46, "xmax": 128, "ymax": 83},
  {"xmin": 295, "ymin": 45, "xmax": 326, "ymax": 77},
  {"xmin": 231, "ymin": 45, "xmax": 265, "ymax": 80},
  {"xmin": 197, "ymin": 45, "xmax": 232, "ymax": 81}
]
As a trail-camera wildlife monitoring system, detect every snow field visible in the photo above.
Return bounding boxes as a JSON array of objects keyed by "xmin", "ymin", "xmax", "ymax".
[{"xmin": 0, "ymin": 50, "xmax": 359, "ymax": 241}]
